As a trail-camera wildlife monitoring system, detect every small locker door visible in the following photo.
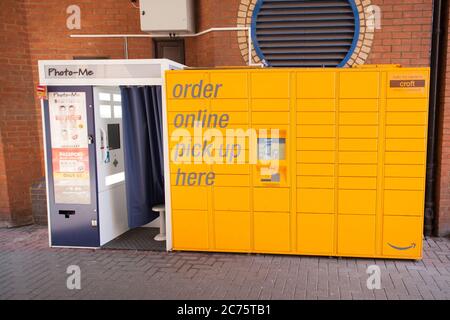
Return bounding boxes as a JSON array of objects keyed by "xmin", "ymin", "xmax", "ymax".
[{"xmin": 44, "ymin": 86, "xmax": 99, "ymax": 247}]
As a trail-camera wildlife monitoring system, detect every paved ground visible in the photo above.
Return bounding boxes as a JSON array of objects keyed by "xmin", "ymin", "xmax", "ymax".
[{"xmin": 0, "ymin": 226, "xmax": 449, "ymax": 300}]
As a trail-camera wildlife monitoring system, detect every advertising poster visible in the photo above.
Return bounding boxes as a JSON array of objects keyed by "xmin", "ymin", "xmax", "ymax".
[{"xmin": 49, "ymin": 92, "xmax": 91, "ymax": 204}]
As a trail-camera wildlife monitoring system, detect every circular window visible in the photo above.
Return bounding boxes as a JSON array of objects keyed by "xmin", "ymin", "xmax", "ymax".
[
  {"xmin": 253, "ymin": 0, "xmax": 359, "ymax": 67},
  {"xmin": 237, "ymin": 0, "xmax": 375, "ymax": 67}
]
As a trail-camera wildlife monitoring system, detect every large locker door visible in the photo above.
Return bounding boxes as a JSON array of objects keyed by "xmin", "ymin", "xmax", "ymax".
[
  {"xmin": 44, "ymin": 86, "xmax": 99, "ymax": 247},
  {"xmin": 93, "ymin": 87, "xmax": 128, "ymax": 246}
]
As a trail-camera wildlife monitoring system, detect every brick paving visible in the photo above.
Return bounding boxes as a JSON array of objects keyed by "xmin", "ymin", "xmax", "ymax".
[{"xmin": 0, "ymin": 226, "xmax": 449, "ymax": 300}]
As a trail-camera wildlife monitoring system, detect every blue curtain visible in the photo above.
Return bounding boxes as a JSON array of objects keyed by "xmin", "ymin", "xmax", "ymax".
[{"xmin": 121, "ymin": 86, "xmax": 165, "ymax": 228}]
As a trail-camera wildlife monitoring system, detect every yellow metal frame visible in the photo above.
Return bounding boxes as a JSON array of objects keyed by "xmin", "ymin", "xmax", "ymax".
[{"xmin": 166, "ymin": 66, "xmax": 430, "ymax": 260}]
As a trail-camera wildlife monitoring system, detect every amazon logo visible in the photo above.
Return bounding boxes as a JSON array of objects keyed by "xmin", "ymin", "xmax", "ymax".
[{"xmin": 387, "ymin": 243, "xmax": 416, "ymax": 251}]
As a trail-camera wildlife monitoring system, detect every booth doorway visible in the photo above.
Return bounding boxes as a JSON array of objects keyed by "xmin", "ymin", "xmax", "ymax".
[{"xmin": 93, "ymin": 86, "xmax": 166, "ymax": 251}]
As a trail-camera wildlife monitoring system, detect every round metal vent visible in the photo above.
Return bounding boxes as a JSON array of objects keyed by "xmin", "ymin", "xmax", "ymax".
[{"xmin": 252, "ymin": 0, "xmax": 360, "ymax": 67}]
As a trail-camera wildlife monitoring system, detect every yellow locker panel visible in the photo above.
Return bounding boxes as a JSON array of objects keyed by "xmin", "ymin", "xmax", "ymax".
[
  {"xmin": 211, "ymin": 164, "xmax": 250, "ymax": 175},
  {"xmin": 214, "ymin": 211, "xmax": 251, "ymax": 251},
  {"xmin": 339, "ymin": 99, "xmax": 379, "ymax": 112},
  {"xmin": 251, "ymin": 72, "xmax": 289, "ymax": 98},
  {"xmin": 211, "ymin": 99, "xmax": 248, "ymax": 111},
  {"xmin": 297, "ymin": 112, "xmax": 335, "ymax": 125},
  {"xmin": 297, "ymin": 151, "xmax": 335, "ymax": 164},
  {"xmin": 253, "ymin": 188, "xmax": 290, "ymax": 212},
  {"xmin": 254, "ymin": 212, "xmax": 290, "ymax": 252},
  {"xmin": 297, "ymin": 189, "xmax": 334, "ymax": 214},
  {"xmin": 384, "ymin": 165, "xmax": 426, "ymax": 178},
  {"xmin": 338, "ymin": 190, "xmax": 377, "ymax": 215},
  {"xmin": 214, "ymin": 175, "xmax": 250, "ymax": 187},
  {"xmin": 382, "ymin": 216, "xmax": 423, "ymax": 258},
  {"xmin": 252, "ymin": 99, "xmax": 290, "ymax": 111},
  {"xmin": 386, "ymin": 98, "xmax": 428, "ymax": 112},
  {"xmin": 384, "ymin": 190, "xmax": 424, "ymax": 216},
  {"xmin": 297, "ymin": 176, "xmax": 335, "ymax": 189},
  {"xmin": 339, "ymin": 139, "xmax": 378, "ymax": 152},
  {"xmin": 170, "ymin": 163, "xmax": 210, "ymax": 174},
  {"xmin": 340, "ymin": 72, "xmax": 380, "ymax": 98},
  {"xmin": 167, "ymin": 98, "xmax": 209, "ymax": 112},
  {"xmin": 297, "ymin": 72, "xmax": 336, "ymax": 99},
  {"xmin": 224, "ymin": 112, "xmax": 249, "ymax": 125},
  {"xmin": 385, "ymin": 139, "xmax": 426, "ymax": 152},
  {"xmin": 339, "ymin": 112, "xmax": 378, "ymax": 125},
  {"xmin": 339, "ymin": 177, "xmax": 377, "ymax": 190},
  {"xmin": 297, "ymin": 138, "xmax": 335, "ymax": 151},
  {"xmin": 173, "ymin": 210, "xmax": 209, "ymax": 250},
  {"xmin": 339, "ymin": 164, "xmax": 378, "ymax": 177},
  {"xmin": 297, "ymin": 125, "xmax": 335, "ymax": 138},
  {"xmin": 214, "ymin": 187, "xmax": 250, "ymax": 211},
  {"xmin": 297, "ymin": 214, "xmax": 334, "ymax": 255},
  {"xmin": 297, "ymin": 164, "xmax": 335, "ymax": 176},
  {"xmin": 210, "ymin": 72, "xmax": 248, "ymax": 98},
  {"xmin": 386, "ymin": 112, "xmax": 428, "ymax": 125},
  {"xmin": 171, "ymin": 186, "xmax": 208, "ymax": 210},
  {"xmin": 386, "ymin": 126, "xmax": 427, "ymax": 138},
  {"xmin": 297, "ymin": 99, "xmax": 335, "ymax": 112},
  {"xmin": 385, "ymin": 178, "xmax": 424, "ymax": 191},
  {"xmin": 338, "ymin": 215, "xmax": 376, "ymax": 256},
  {"xmin": 385, "ymin": 152, "xmax": 425, "ymax": 165},
  {"xmin": 339, "ymin": 152, "xmax": 378, "ymax": 164},
  {"xmin": 252, "ymin": 112, "xmax": 289, "ymax": 125},
  {"xmin": 169, "ymin": 125, "xmax": 207, "ymax": 137},
  {"xmin": 339, "ymin": 126, "xmax": 378, "ymax": 138}
]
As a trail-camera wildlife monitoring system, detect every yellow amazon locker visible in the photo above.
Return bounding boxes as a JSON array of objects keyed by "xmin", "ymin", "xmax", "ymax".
[{"xmin": 166, "ymin": 66, "xmax": 430, "ymax": 259}]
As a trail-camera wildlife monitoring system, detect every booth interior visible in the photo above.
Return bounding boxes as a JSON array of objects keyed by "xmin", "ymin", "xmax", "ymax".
[{"xmin": 39, "ymin": 59, "xmax": 184, "ymax": 251}]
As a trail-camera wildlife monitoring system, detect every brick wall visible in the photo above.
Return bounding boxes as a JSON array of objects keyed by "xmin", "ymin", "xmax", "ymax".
[
  {"xmin": 185, "ymin": 0, "xmax": 243, "ymax": 67},
  {"xmin": 366, "ymin": 0, "xmax": 433, "ymax": 66},
  {"xmin": 0, "ymin": 0, "xmax": 38, "ymax": 226}
]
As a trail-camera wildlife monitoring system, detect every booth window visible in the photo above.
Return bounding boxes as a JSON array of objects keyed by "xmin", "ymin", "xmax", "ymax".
[{"xmin": 251, "ymin": 0, "xmax": 360, "ymax": 67}]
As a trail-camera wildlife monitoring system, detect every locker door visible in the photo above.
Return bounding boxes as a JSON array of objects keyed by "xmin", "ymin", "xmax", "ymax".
[{"xmin": 44, "ymin": 86, "xmax": 99, "ymax": 247}]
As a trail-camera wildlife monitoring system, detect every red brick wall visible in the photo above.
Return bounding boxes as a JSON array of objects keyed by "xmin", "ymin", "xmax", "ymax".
[
  {"xmin": 366, "ymin": 0, "xmax": 433, "ymax": 66},
  {"xmin": 0, "ymin": 0, "xmax": 39, "ymax": 226},
  {"xmin": 437, "ymin": 6, "xmax": 450, "ymax": 237},
  {"xmin": 185, "ymin": 0, "xmax": 243, "ymax": 67}
]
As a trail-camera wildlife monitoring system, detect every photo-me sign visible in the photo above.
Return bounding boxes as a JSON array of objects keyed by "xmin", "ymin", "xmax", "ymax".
[
  {"xmin": 44, "ymin": 64, "xmax": 161, "ymax": 79},
  {"xmin": 38, "ymin": 60, "xmax": 178, "ymax": 86}
]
